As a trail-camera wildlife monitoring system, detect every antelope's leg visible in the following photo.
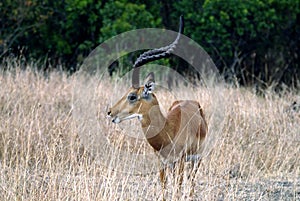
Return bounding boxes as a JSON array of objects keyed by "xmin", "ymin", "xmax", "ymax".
[
  {"xmin": 188, "ymin": 159, "xmax": 201, "ymax": 196},
  {"xmin": 159, "ymin": 166, "xmax": 167, "ymax": 201},
  {"xmin": 171, "ymin": 159, "xmax": 185, "ymax": 199},
  {"xmin": 176, "ymin": 159, "xmax": 185, "ymax": 187}
]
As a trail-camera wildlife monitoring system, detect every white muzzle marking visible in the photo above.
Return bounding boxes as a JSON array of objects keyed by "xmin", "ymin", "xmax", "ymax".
[{"xmin": 109, "ymin": 114, "xmax": 143, "ymax": 124}]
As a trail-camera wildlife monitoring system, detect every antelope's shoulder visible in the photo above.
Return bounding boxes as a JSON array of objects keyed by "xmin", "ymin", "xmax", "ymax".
[{"xmin": 167, "ymin": 100, "xmax": 205, "ymax": 125}]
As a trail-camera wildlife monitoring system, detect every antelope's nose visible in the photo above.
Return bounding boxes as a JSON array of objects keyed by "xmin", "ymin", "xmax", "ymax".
[{"xmin": 107, "ymin": 109, "xmax": 112, "ymax": 116}]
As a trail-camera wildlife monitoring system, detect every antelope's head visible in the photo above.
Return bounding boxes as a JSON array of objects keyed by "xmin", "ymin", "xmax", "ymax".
[
  {"xmin": 107, "ymin": 72, "xmax": 157, "ymax": 123},
  {"xmin": 107, "ymin": 16, "xmax": 184, "ymax": 124}
]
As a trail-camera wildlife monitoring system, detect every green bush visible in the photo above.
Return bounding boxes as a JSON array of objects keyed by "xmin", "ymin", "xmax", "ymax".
[{"xmin": 192, "ymin": 0, "xmax": 299, "ymax": 88}]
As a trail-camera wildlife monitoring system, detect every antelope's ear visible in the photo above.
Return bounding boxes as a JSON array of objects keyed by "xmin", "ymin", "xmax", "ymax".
[
  {"xmin": 144, "ymin": 72, "xmax": 155, "ymax": 83},
  {"xmin": 143, "ymin": 72, "xmax": 155, "ymax": 97}
]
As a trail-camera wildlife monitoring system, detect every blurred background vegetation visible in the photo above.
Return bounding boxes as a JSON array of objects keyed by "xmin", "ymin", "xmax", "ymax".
[{"xmin": 0, "ymin": 0, "xmax": 299, "ymax": 89}]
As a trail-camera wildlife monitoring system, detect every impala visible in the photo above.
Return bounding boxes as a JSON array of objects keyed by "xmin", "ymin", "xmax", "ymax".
[{"xmin": 107, "ymin": 16, "xmax": 208, "ymax": 199}]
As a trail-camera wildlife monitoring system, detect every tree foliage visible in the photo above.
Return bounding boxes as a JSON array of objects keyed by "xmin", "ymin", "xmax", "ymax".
[
  {"xmin": 100, "ymin": 0, "xmax": 160, "ymax": 41},
  {"xmin": 195, "ymin": 0, "xmax": 300, "ymax": 88},
  {"xmin": 0, "ymin": 0, "xmax": 299, "ymax": 88}
]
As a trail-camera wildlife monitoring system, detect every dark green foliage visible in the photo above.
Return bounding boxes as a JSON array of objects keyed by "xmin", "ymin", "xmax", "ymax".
[
  {"xmin": 1, "ymin": 0, "xmax": 103, "ymax": 69},
  {"xmin": 100, "ymin": 0, "xmax": 160, "ymax": 41},
  {"xmin": 0, "ymin": 0, "xmax": 299, "ymax": 88},
  {"xmin": 194, "ymin": 0, "xmax": 300, "ymax": 88}
]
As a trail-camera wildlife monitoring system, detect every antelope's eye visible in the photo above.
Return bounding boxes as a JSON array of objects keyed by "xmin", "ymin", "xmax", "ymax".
[{"xmin": 127, "ymin": 93, "xmax": 137, "ymax": 103}]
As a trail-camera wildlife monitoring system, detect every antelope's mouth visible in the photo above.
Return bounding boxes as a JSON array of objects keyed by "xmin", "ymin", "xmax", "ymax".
[
  {"xmin": 111, "ymin": 116, "xmax": 121, "ymax": 123},
  {"xmin": 107, "ymin": 114, "xmax": 143, "ymax": 124}
]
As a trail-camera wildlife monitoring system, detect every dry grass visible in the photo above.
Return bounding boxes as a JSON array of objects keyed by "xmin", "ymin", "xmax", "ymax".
[{"xmin": 0, "ymin": 62, "xmax": 299, "ymax": 200}]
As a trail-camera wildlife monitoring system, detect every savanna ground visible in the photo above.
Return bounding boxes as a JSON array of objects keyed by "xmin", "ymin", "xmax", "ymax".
[{"xmin": 0, "ymin": 61, "xmax": 299, "ymax": 200}]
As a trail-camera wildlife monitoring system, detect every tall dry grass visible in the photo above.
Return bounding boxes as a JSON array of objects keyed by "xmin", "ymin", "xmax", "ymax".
[{"xmin": 0, "ymin": 62, "xmax": 299, "ymax": 200}]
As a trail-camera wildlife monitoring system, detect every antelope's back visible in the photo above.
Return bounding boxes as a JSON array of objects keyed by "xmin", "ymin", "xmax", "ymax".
[{"xmin": 168, "ymin": 100, "xmax": 208, "ymax": 155}]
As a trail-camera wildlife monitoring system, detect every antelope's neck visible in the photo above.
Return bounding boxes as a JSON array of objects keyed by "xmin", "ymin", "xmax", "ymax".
[{"xmin": 140, "ymin": 105, "xmax": 174, "ymax": 151}]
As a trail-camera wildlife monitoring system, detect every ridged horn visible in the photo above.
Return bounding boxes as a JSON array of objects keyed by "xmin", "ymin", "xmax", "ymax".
[{"xmin": 132, "ymin": 15, "xmax": 184, "ymax": 89}]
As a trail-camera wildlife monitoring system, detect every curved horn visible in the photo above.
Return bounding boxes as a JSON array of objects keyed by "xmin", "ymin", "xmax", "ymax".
[{"xmin": 132, "ymin": 15, "xmax": 184, "ymax": 89}]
